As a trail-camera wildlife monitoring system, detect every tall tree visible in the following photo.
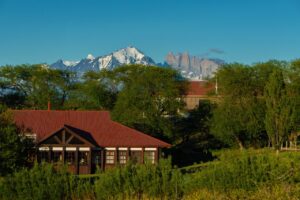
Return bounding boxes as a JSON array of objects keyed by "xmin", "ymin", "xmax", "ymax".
[
  {"xmin": 289, "ymin": 59, "xmax": 300, "ymax": 133},
  {"xmin": 264, "ymin": 68, "xmax": 295, "ymax": 152},
  {"xmin": 211, "ymin": 64, "xmax": 266, "ymax": 148},
  {"xmin": 66, "ymin": 70, "xmax": 117, "ymax": 110},
  {"xmin": 111, "ymin": 65, "xmax": 186, "ymax": 140},
  {"xmin": 0, "ymin": 105, "xmax": 33, "ymax": 175}
]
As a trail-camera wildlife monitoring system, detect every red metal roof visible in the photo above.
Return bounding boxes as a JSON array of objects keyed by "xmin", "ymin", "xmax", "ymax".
[
  {"xmin": 186, "ymin": 81, "xmax": 214, "ymax": 96},
  {"xmin": 13, "ymin": 110, "xmax": 171, "ymax": 148}
]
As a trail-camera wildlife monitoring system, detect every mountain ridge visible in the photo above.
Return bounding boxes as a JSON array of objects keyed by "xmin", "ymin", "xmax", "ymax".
[{"xmin": 50, "ymin": 46, "xmax": 224, "ymax": 79}]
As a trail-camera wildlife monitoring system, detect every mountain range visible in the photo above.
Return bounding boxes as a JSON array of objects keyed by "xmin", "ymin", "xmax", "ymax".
[
  {"xmin": 50, "ymin": 46, "xmax": 224, "ymax": 79},
  {"xmin": 165, "ymin": 52, "xmax": 225, "ymax": 79}
]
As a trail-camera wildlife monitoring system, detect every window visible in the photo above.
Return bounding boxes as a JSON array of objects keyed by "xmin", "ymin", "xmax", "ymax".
[
  {"xmin": 25, "ymin": 133, "xmax": 37, "ymax": 142},
  {"xmin": 106, "ymin": 151, "xmax": 115, "ymax": 164},
  {"xmin": 118, "ymin": 151, "xmax": 127, "ymax": 164},
  {"xmin": 79, "ymin": 151, "xmax": 88, "ymax": 165},
  {"xmin": 39, "ymin": 151, "xmax": 49, "ymax": 162},
  {"xmin": 53, "ymin": 151, "xmax": 63, "ymax": 163},
  {"xmin": 66, "ymin": 152, "xmax": 75, "ymax": 165},
  {"xmin": 130, "ymin": 151, "xmax": 142, "ymax": 164},
  {"xmin": 144, "ymin": 151, "xmax": 155, "ymax": 164}
]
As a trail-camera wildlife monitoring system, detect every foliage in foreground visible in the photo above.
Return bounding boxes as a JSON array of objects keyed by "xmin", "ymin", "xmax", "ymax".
[
  {"xmin": 0, "ymin": 162, "xmax": 95, "ymax": 200},
  {"xmin": 94, "ymin": 159, "xmax": 184, "ymax": 200},
  {"xmin": 186, "ymin": 149, "xmax": 300, "ymax": 192},
  {"xmin": 0, "ymin": 159, "xmax": 184, "ymax": 200},
  {"xmin": 1, "ymin": 150, "xmax": 300, "ymax": 200},
  {"xmin": 2, "ymin": 148, "xmax": 300, "ymax": 200},
  {"xmin": 184, "ymin": 184, "xmax": 300, "ymax": 200}
]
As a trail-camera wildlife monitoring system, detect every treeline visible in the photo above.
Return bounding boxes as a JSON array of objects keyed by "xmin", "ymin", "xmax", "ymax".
[
  {"xmin": 1, "ymin": 64, "xmax": 210, "ymax": 168},
  {"xmin": 0, "ymin": 64, "xmax": 186, "ymax": 140},
  {"xmin": 212, "ymin": 60, "xmax": 300, "ymax": 151},
  {"xmin": 1, "ymin": 59, "xmax": 300, "ymax": 169}
]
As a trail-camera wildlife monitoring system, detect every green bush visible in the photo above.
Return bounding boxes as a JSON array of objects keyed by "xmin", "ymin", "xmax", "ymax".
[
  {"xmin": 0, "ymin": 162, "xmax": 93, "ymax": 200},
  {"xmin": 94, "ymin": 158, "xmax": 184, "ymax": 200},
  {"xmin": 186, "ymin": 149, "xmax": 300, "ymax": 192}
]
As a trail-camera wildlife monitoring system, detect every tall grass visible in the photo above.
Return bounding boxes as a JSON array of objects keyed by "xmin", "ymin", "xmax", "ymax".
[
  {"xmin": 183, "ymin": 184, "xmax": 300, "ymax": 200},
  {"xmin": 94, "ymin": 158, "xmax": 184, "ymax": 200},
  {"xmin": 0, "ymin": 158, "xmax": 184, "ymax": 200},
  {"xmin": 1, "ymin": 150, "xmax": 300, "ymax": 200},
  {"xmin": 0, "ymin": 162, "xmax": 71, "ymax": 200},
  {"xmin": 0, "ymin": 162, "xmax": 95, "ymax": 200},
  {"xmin": 186, "ymin": 149, "xmax": 300, "ymax": 192}
]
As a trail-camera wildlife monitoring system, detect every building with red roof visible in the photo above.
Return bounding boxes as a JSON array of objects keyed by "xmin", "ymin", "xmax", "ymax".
[
  {"xmin": 13, "ymin": 110, "xmax": 171, "ymax": 174},
  {"xmin": 184, "ymin": 81, "xmax": 215, "ymax": 109}
]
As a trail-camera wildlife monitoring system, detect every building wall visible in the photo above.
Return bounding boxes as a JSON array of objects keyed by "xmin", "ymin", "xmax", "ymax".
[
  {"xmin": 183, "ymin": 95, "xmax": 206, "ymax": 110},
  {"xmin": 104, "ymin": 147, "xmax": 159, "ymax": 170},
  {"xmin": 38, "ymin": 146, "xmax": 160, "ymax": 174}
]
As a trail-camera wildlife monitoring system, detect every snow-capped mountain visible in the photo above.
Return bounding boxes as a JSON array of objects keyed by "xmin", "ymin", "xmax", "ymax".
[
  {"xmin": 50, "ymin": 46, "xmax": 224, "ymax": 79},
  {"xmin": 50, "ymin": 46, "xmax": 156, "ymax": 74}
]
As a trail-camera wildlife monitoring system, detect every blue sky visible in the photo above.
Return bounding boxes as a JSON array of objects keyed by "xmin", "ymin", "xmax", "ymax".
[{"xmin": 0, "ymin": 0, "xmax": 299, "ymax": 65}]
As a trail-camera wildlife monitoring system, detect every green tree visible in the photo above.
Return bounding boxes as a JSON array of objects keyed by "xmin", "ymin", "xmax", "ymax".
[
  {"xmin": 0, "ymin": 64, "xmax": 76, "ymax": 109},
  {"xmin": 264, "ymin": 68, "xmax": 296, "ymax": 152},
  {"xmin": 66, "ymin": 70, "xmax": 117, "ymax": 110},
  {"xmin": 0, "ymin": 105, "xmax": 33, "ymax": 176},
  {"xmin": 172, "ymin": 100, "xmax": 220, "ymax": 166},
  {"xmin": 211, "ymin": 64, "xmax": 266, "ymax": 148},
  {"xmin": 289, "ymin": 59, "xmax": 300, "ymax": 133},
  {"xmin": 111, "ymin": 65, "xmax": 186, "ymax": 140}
]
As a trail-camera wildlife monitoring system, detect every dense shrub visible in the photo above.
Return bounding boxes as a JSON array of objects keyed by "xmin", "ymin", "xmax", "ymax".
[
  {"xmin": 94, "ymin": 158, "xmax": 184, "ymax": 200},
  {"xmin": 0, "ymin": 162, "xmax": 92, "ymax": 200},
  {"xmin": 0, "ymin": 163, "xmax": 69, "ymax": 200},
  {"xmin": 0, "ymin": 159, "xmax": 183, "ymax": 200},
  {"xmin": 186, "ymin": 149, "xmax": 300, "ymax": 192}
]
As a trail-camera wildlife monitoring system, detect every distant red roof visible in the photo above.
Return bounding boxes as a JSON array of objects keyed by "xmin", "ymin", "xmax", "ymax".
[
  {"xmin": 13, "ymin": 110, "xmax": 170, "ymax": 148},
  {"xmin": 186, "ymin": 81, "xmax": 214, "ymax": 96}
]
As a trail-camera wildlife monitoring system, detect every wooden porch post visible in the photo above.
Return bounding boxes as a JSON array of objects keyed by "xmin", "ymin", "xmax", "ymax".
[
  {"xmin": 62, "ymin": 147, "xmax": 65, "ymax": 164},
  {"xmin": 127, "ymin": 148, "xmax": 130, "ymax": 163},
  {"xmin": 114, "ymin": 148, "xmax": 117, "ymax": 166},
  {"xmin": 141, "ymin": 147, "xmax": 145, "ymax": 164},
  {"xmin": 101, "ymin": 149, "xmax": 104, "ymax": 171},
  {"xmin": 75, "ymin": 147, "xmax": 79, "ymax": 175},
  {"xmin": 155, "ymin": 148, "xmax": 159, "ymax": 164},
  {"xmin": 88, "ymin": 149, "xmax": 92, "ymax": 174},
  {"xmin": 35, "ymin": 147, "xmax": 39, "ymax": 163},
  {"xmin": 49, "ymin": 147, "xmax": 52, "ymax": 163}
]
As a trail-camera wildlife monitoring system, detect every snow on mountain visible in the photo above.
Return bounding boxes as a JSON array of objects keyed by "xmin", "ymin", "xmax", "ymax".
[
  {"xmin": 50, "ymin": 46, "xmax": 224, "ymax": 79},
  {"xmin": 86, "ymin": 54, "xmax": 95, "ymax": 60},
  {"xmin": 63, "ymin": 60, "xmax": 79, "ymax": 67},
  {"xmin": 50, "ymin": 46, "xmax": 156, "ymax": 74}
]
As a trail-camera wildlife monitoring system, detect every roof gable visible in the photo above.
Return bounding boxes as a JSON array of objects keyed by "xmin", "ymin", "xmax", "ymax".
[{"xmin": 38, "ymin": 125, "xmax": 97, "ymax": 147}]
